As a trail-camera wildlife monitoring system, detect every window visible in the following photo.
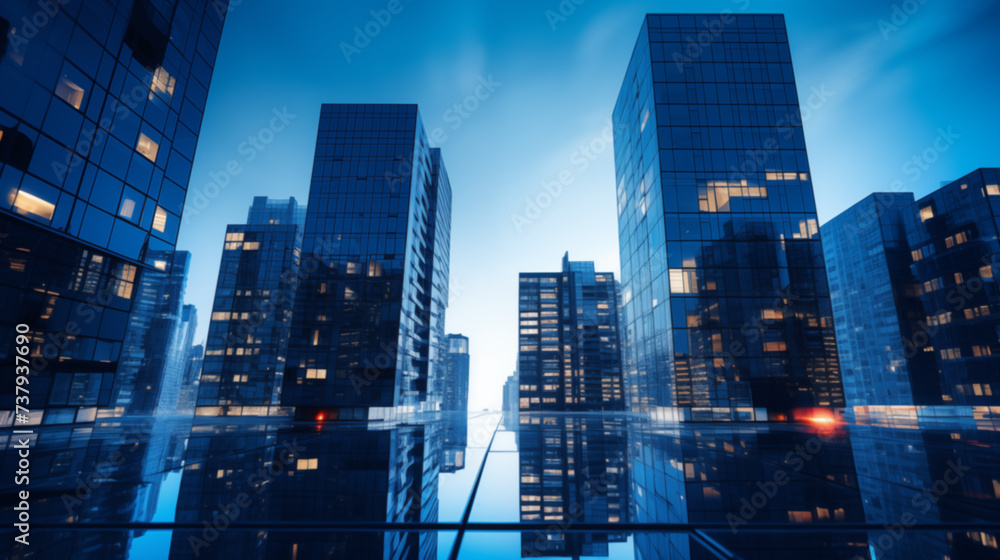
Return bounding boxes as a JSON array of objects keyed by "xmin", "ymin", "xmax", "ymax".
[
  {"xmin": 242, "ymin": 241, "xmax": 259, "ymax": 251},
  {"xmin": 149, "ymin": 67, "xmax": 176, "ymax": 99},
  {"xmin": 919, "ymin": 206, "xmax": 934, "ymax": 222},
  {"xmin": 136, "ymin": 132, "xmax": 159, "ymax": 161},
  {"xmin": 305, "ymin": 368, "xmax": 326, "ymax": 379},
  {"xmin": 982, "ymin": 265, "xmax": 995, "ymax": 280},
  {"xmin": 152, "ymin": 206, "xmax": 168, "ymax": 232},
  {"xmin": 295, "ymin": 458, "xmax": 319, "ymax": 470},
  {"xmin": 13, "ymin": 190, "xmax": 55, "ymax": 221},
  {"xmin": 669, "ymin": 269, "xmax": 698, "ymax": 294},
  {"xmin": 987, "ymin": 184, "xmax": 999, "ymax": 196},
  {"xmin": 55, "ymin": 76, "xmax": 85, "ymax": 109},
  {"xmin": 119, "ymin": 196, "xmax": 139, "ymax": 220}
]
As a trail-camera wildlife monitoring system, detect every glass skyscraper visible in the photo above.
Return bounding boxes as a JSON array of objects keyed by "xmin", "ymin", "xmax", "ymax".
[
  {"xmin": 518, "ymin": 253, "xmax": 624, "ymax": 412},
  {"xmin": 822, "ymin": 192, "xmax": 931, "ymax": 407},
  {"xmin": 904, "ymin": 169, "xmax": 1000, "ymax": 406},
  {"xmin": 440, "ymin": 333, "xmax": 469, "ymax": 473},
  {"xmin": 0, "ymin": 0, "xmax": 228, "ymax": 425},
  {"xmin": 826, "ymin": 169, "xmax": 1000, "ymax": 408},
  {"xmin": 196, "ymin": 196, "xmax": 305, "ymax": 417},
  {"xmin": 613, "ymin": 14, "xmax": 844, "ymax": 421},
  {"xmin": 282, "ymin": 104, "xmax": 452, "ymax": 420}
]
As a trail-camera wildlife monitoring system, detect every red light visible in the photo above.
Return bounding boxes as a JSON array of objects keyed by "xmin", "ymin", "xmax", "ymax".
[{"xmin": 315, "ymin": 413, "xmax": 325, "ymax": 421}]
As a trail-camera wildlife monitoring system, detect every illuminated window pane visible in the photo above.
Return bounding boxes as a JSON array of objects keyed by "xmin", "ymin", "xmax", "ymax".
[
  {"xmin": 136, "ymin": 132, "xmax": 159, "ymax": 162},
  {"xmin": 119, "ymin": 198, "xmax": 137, "ymax": 219},
  {"xmin": 13, "ymin": 190, "xmax": 55, "ymax": 221},
  {"xmin": 987, "ymin": 184, "xmax": 1000, "ymax": 196},
  {"xmin": 919, "ymin": 206, "xmax": 934, "ymax": 222},
  {"xmin": 55, "ymin": 76, "xmax": 85, "ymax": 109},
  {"xmin": 152, "ymin": 205, "xmax": 168, "ymax": 232},
  {"xmin": 149, "ymin": 67, "xmax": 176, "ymax": 99}
]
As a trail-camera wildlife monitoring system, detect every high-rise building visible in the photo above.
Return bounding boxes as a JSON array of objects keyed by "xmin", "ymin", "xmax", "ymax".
[
  {"xmin": 107, "ymin": 249, "xmax": 191, "ymax": 417},
  {"xmin": 157, "ymin": 301, "xmax": 198, "ymax": 414},
  {"xmin": 822, "ymin": 193, "xmax": 931, "ymax": 407},
  {"xmin": 517, "ymin": 253, "xmax": 624, "ymax": 412},
  {"xmin": 825, "ymin": 169, "xmax": 1000, "ymax": 407},
  {"xmin": 282, "ymin": 104, "xmax": 452, "ymax": 421},
  {"xmin": 176, "ymin": 342, "xmax": 203, "ymax": 415},
  {"xmin": 612, "ymin": 14, "xmax": 844, "ymax": 421},
  {"xmin": 196, "ymin": 197, "xmax": 305, "ymax": 417},
  {"xmin": 0, "ymin": 0, "xmax": 229, "ymax": 425},
  {"xmin": 441, "ymin": 334, "xmax": 470, "ymax": 412},
  {"xmin": 440, "ymin": 334, "xmax": 469, "ymax": 473},
  {"xmin": 904, "ymin": 169, "xmax": 1000, "ymax": 405}
]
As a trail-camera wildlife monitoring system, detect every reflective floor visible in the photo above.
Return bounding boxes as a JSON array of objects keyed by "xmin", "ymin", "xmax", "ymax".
[{"xmin": 3, "ymin": 410, "xmax": 1000, "ymax": 559}]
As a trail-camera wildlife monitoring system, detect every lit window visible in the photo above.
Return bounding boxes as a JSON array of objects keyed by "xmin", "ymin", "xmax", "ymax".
[
  {"xmin": 55, "ymin": 76, "xmax": 85, "ymax": 109},
  {"xmin": 136, "ymin": 133, "xmax": 159, "ymax": 162},
  {"xmin": 211, "ymin": 312, "xmax": 231, "ymax": 321},
  {"xmin": 919, "ymin": 206, "xmax": 934, "ymax": 222},
  {"xmin": 242, "ymin": 241, "xmax": 259, "ymax": 251},
  {"xmin": 982, "ymin": 265, "xmax": 995, "ymax": 279},
  {"xmin": 153, "ymin": 260, "xmax": 167, "ymax": 270},
  {"xmin": 13, "ymin": 190, "xmax": 55, "ymax": 221},
  {"xmin": 669, "ymin": 269, "xmax": 698, "ymax": 294},
  {"xmin": 764, "ymin": 342, "xmax": 787, "ymax": 352},
  {"xmin": 149, "ymin": 67, "xmax": 176, "ymax": 99},
  {"xmin": 119, "ymin": 198, "xmax": 137, "ymax": 220},
  {"xmin": 987, "ymin": 184, "xmax": 1000, "ymax": 196},
  {"xmin": 295, "ymin": 458, "xmax": 318, "ymax": 470},
  {"xmin": 305, "ymin": 368, "xmax": 327, "ymax": 379},
  {"xmin": 152, "ymin": 206, "xmax": 168, "ymax": 232}
]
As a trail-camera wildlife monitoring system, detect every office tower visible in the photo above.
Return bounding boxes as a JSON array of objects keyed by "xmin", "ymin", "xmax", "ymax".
[
  {"xmin": 441, "ymin": 334, "xmax": 470, "ymax": 411},
  {"xmin": 170, "ymin": 422, "xmax": 440, "ymax": 560},
  {"xmin": 612, "ymin": 14, "xmax": 844, "ymax": 421},
  {"xmin": 157, "ymin": 302, "xmax": 198, "ymax": 414},
  {"xmin": 518, "ymin": 416, "xmax": 629, "ymax": 557},
  {"xmin": 176, "ymin": 343, "xmax": 204, "ymax": 414},
  {"xmin": 282, "ymin": 104, "xmax": 452, "ymax": 420},
  {"xmin": 0, "ymin": 0, "xmax": 229, "ymax": 425},
  {"xmin": 822, "ymin": 193, "xmax": 933, "ymax": 407},
  {"xmin": 503, "ymin": 371, "xmax": 519, "ymax": 415},
  {"xmin": 110, "ymin": 250, "xmax": 190, "ymax": 416},
  {"xmin": 904, "ymin": 169, "xmax": 1000, "ymax": 405},
  {"xmin": 196, "ymin": 197, "xmax": 305, "ymax": 417},
  {"xmin": 824, "ymin": 169, "xmax": 1000, "ymax": 407},
  {"xmin": 441, "ymin": 334, "xmax": 469, "ymax": 473},
  {"xmin": 517, "ymin": 253, "xmax": 624, "ymax": 412}
]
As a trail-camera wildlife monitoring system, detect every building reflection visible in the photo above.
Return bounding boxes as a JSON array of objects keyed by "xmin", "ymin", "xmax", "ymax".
[
  {"xmin": 628, "ymin": 422, "xmax": 869, "ymax": 559},
  {"xmin": 517, "ymin": 414, "xmax": 630, "ymax": 557}
]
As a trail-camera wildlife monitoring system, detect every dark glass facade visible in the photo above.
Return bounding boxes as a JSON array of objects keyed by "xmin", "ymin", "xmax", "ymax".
[
  {"xmin": 822, "ymin": 192, "xmax": 930, "ymax": 407},
  {"xmin": 613, "ymin": 14, "xmax": 844, "ymax": 421},
  {"xmin": 195, "ymin": 197, "xmax": 305, "ymax": 417},
  {"xmin": 107, "ymin": 249, "xmax": 190, "ymax": 418},
  {"xmin": 0, "ymin": 0, "xmax": 228, "ymax": 425},
  {"xmin": 441, "ymin": 334, "xmax": 469, "ymax": 473},
  {"xmin": 282, "ymin": 104, "xmax": 452, "ymax": 420},
  {"xmin": 824, "ymin": 169, "xmax": 1000, "ymax": 407},
  {"xmin": 904, "ymin": 169, "xmax": 1000, "ymax": 406},
  {"xmin": 518, "ymin": 254, "xmax": 624, "ymax": 412}
]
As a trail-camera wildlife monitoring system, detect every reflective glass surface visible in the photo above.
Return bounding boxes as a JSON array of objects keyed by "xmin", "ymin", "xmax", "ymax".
[{"xmin": 4, "ymin": 410, "xmax": 1000, "ymax": 559}]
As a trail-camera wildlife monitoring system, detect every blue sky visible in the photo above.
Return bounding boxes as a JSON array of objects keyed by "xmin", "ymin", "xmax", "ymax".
[{"xmin": 176, "ymin": 0, "xmax": 1000, "ymax": 411}]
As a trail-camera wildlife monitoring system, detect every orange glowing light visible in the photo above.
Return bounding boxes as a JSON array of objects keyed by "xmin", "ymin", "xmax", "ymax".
[{"xmin": 316, "ymin": 413, "xmax": 325, "ymax": 421}]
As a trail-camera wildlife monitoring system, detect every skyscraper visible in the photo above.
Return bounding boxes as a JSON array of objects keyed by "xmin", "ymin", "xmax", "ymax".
[
  {"xmin": 0, "ymin": 0, "xmax": 229, "ymax": 425},
  {"xmin": 612, "ymin": 14, "xmax": 844, "ymax": 421},
  {"xmin": 282, "ymin": 104, "xmax": 452, "ymax": 420},
  {"xmin": 825, "ymin": 169, "xmax": 1000, "ymax": 408},
  {"xmin": 822, "ymin": 192, "xmax": 930, "ymax": 407},
  {"xmin": 517, "ymin": 253, "xmax": 624, "ymax": 412},
  {"xmin": 904, "ymin": 169, "xmax": 999, "ymax": 406},
  {"xmin": 110, "ymin": 250, "xmax": 191, "ymax": 416},
  {"xmin": 440, "ymin": 333, "xmax": 469, "ymax": 473},
  {"xmin": 196, "ymin": 197, "xmax": 305, "ymax": 417}
]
